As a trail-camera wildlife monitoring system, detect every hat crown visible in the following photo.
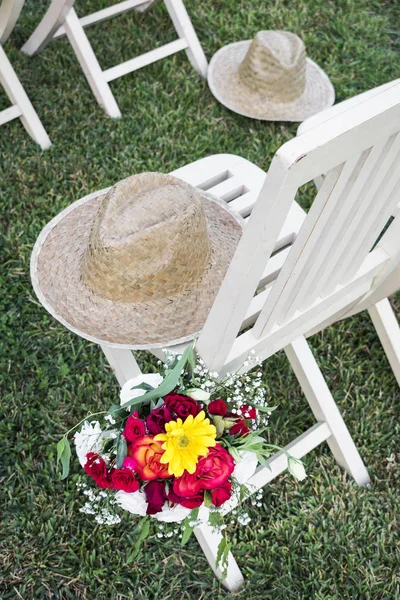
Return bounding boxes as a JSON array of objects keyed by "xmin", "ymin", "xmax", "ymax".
[
  {"xmin": 82, "ymin": 173, "xmax": 211, "ymax": 302},
  {"xmin": 238, "ymin": 31, "xmax": 307, "ymax": 102}
]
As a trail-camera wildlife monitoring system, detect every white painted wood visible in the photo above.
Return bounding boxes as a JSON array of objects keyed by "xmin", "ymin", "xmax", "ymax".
[
  {"xmin": 193, "ymin": 524, "xmax": 244, "ymax": 591},
  {"xmin": 285, "ymin": 337, "xmax": 370, "ymax": 485},
  {"xmin": 164, "ymin": 0, "xmax": 207, "ymax": 77},
  {"xmin": 21, "ymin": 0, "xmax": 75, "ymax": 55},
  {"xmin": 62, "ymin": 8, "xmax": 122, "ymax": 118},
  {"xmin": 22, "ymin": 0, "xmax": 207, "ymax": 116},
  {"xmin": 0, "ymin": 103, "xmax": 21, "ymax": 124},
  {"xmin": 368, "ymin": 299, "xmax": 400, "ymax": 386},
  {"xmin": 100, "ymin": 345, "xmax": 142, "ymax": 386},
  {"xmin": 0, "ymin": 0, "xmax": 24, "ymax": 44},
  {"xmin": 53, "ymin": 0, "xmax": 146, "ymax": 38},
  {"xmin": 0, "ymin": 44, "xmax": 51, "ymax": 148},
  {"xmin": 104, "ymin": 38, "xmax": 188, "ymax": 82},
  {"xmin": 221, "ymin": 422, "xmax": 331, "ymax": 515}
]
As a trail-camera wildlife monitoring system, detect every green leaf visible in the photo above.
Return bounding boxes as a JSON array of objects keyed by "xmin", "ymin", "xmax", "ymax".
[
  {"xmin": 107, "ymin": 405, "xmax": 128, "ymax": 421},
  {"xmin": 216, "ymin": 537, "xmax": 232, "ymax": 580},
  {"xmin": 181, "ymin": 507, "xmax": 199, "ymax": 546},
  {"xmin": 128, "ymin": 518, "xmax": 151, "ymax": 562},
  {"xmin": 203, "ymin": 490, "xmax": 213, "ymax": 508},
  {"xmin": 120, "ymin": 343, "xmax": 195, "ymax": 410},
  {"xmin": 116, "ymin": 434, "xmax": 128, "ymax": 469},
  {"xmin": 57, "ymin": 437, "xmax": 71, "ymax": 480}
]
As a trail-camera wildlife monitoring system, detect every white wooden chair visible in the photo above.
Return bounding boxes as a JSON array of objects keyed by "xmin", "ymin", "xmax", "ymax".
[
  {"xmin": 34, "ymin": 83, "xmax": 400, "ymax": 589},
  {"xmin": 297, "ymin": 79, "xmax": 400, "ymax": 386},
  {"xmin": 21, "ymin": 0, "xmax": 208, "ymax": 118},
  {"xmin": 0, "ymin": 0, "xmax": 51, "ymax": 149}
]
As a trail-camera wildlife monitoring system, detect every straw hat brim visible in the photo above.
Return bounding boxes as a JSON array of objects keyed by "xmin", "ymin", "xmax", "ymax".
[
  {"xmin": 208, "ymin": 40, "xmax": 335, "ymax": 122},
  {"xmin": 31, "ymin": 188, "xmax": 243, "ymax": 350}
]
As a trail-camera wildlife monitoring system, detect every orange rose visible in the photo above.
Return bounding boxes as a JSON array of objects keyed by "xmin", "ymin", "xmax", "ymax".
[{"xmin": 128, "ymin": 435, "xmax": 170, "ymax": 481}]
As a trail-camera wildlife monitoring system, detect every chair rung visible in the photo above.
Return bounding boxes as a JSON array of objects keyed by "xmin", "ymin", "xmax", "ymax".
[
  {"xmin": 0, "ymin": 104, "xmax": 22, "ymax": 125},
  {"xmin": 53, "ymin": 0, "xmax": 147, "ymax": 38},
  {"xmin": 221, "ymin": 421, "xmax": 331, "ymax": 515},
  {"xmin": 104, "ymin": 38, "xmax": 189, "ymax": 82}
]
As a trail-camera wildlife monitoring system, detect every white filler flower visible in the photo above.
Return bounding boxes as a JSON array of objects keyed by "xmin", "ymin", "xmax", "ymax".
[
  {"xmin": 120, "ymin": 374, "xmax": 163, "ymax": 406},
  {"xmin": 115, "ymin": 490, "xmax": 148, "ymax": 517},
  {"xmin": 288, "ymin": 457, "xmax": 307, "ymax": 481},
  {"xmin": 74, "ymin": 421, "xmax": 104, "ymax": 467},
  {"xmin": 232, "ymin": 450, "xmax": 258, "ymax": 484}
]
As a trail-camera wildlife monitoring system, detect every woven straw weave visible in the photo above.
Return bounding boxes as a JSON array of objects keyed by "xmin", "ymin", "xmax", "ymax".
[
  {"xmin": 207, "ymin": 30, "xmax": 335, "ymax": 122},
  {"xmin": 238, "ymin": 31, "xmax": 306, "ymax": 102},
  {"xmin": 32, "ymin": 173, "xmax": 243, "ymax": 349}
]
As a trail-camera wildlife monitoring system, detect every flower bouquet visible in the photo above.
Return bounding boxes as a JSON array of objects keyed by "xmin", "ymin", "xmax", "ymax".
[{"xmin": 58, "ymin": 344, "xmax": 306, "ymax": 574}]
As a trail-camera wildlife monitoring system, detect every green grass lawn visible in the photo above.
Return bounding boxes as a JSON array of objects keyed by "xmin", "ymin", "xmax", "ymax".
[{"xmin": 1, "ymin": 0, "xmax": 400, "ymax": 598}]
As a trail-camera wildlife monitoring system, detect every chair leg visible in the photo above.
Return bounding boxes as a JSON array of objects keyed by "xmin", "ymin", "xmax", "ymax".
[
  {"xmin": 284, "ymin": 336, "xmax": 370, "ymax": 486},
  {"xmin": 368, "ymin": 298, "xmax": 400, "ymax": 387},
  {"xmin": 0, "ymin": 46, "xmax": 51, "ymax": 149},
  {"xmin": 194, "ymin": 522, "xmax": 244, "ymax": 592},
  {"xmin": 100, "ymin": 344, "xmax": 142, "ymax": 386},
  {"xmin": 163, "ymin": 0, "xmax": 208, "ymax": 77},
  {"xmin": 62, "ymin": 8, "xmax": 122, "ymax": 118}
]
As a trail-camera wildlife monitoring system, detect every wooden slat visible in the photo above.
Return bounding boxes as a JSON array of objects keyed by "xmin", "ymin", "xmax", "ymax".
[
  {"xmin": 252, "ymin": 165, "xmax": 343, "ymax": 338},
  {"xmin": 298, "ymin": 137, "xmax": 393, "ymax": 308},
  {"xmin": 0, "ymin": 103, "xmax": 21, "ymax": 125},
  {"xmin": 103, "ymin": 38, "xmax": 188, "ymax": 81},
  {"xmin": 53, "ymin": 0, "xmax": 146, "ymax": 38},
  {"xmin": 221, "ymin": 422, "xmax": 331, "ymax": 515}
]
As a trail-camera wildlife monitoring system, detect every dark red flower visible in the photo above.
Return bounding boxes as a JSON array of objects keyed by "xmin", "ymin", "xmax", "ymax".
[
  {"xmin": 230, "ymin": 420, "xmax": 249, "ymax": 437},
  {"xmin": 238, "ymin": 404, "xmax": 257, "ymax": 420},
  {"xmin": 123, "ymin": 415, "xmax": 146, "ymax": 443},
  {"xmin": 164, "ymin": 393, "xmax": 201, "ymax": 419},
  {"xmin": 111, "ymin": 467, "xmax": 140, "ymax": 493},
  {"xmin": 166, "ymin": 487, "xmax": 204, "ymax": 509},
  {"xmin": 208, "ymin": 399, "xmax": 227, "ymax": 417},
  {"xmin": 145, "ymin": 480, "xmax": 167, "ymax": 515},
  {"xmin": 211, "ymin": 480, "xmax": 232, "ymax": 507},
  {"xmin": 84, "ymin": 452, "xmax": 113, "ymax": 489},
  {"xmin": 146, "ymin": 405, "xmax": 172, "ymax": 434}
]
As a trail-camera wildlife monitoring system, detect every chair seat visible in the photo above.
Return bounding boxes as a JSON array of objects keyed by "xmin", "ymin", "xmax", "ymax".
[{"xmin": 153, "ymin": 154, "xmax": 306, "ymax": 357}]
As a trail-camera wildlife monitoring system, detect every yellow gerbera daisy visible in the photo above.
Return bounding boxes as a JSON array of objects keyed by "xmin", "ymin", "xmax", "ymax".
[{"xmin": 154, "ymin": 411, "xmax": 217, "ymax": 477}]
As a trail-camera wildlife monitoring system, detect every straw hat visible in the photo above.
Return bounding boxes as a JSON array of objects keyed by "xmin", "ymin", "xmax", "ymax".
[
  {"xmin": 31, "ymin": 173, "xmax": 243, "ymax": 349},
  {"xmin": 208, "ymin": 30, "xmax": 335, "ymax": 121}
]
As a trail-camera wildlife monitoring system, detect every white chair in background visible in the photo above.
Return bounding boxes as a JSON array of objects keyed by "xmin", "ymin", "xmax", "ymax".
[
  {"xmin": 32, "ymin": 82, "xmax": 400, "ymax": 589},
  {"xmin": 22, "ymin": 0, "xmax": 208, "ymax": 118},
  {"xmin": 0, "ymin": 0, "xmax": 51, "ymax": 148},
  {"xmin": 298, "ymin": 79, "xmax": 400, "ymax": 386}
]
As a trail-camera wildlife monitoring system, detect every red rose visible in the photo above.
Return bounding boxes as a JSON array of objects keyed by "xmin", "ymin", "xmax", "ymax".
[
  {"xmin": 173, "ymin": 444, "xmax": 235, "ymax": 496},
  {"xmin": 123, "ymin": 415, "xmax": 146, "ymax": 443},
  {"xmin": 230, "ymin": 420, "xmax": 249, "ymax": 436},
  {"xmin": 208, "ymin": 399, "xmax": 227, "ymax": 417},
  {"xmin": 164, "ymin": 393, "xmax": 201, "ymax": 419},
  {"xmin": 84, "ymin": 452, "xmax": 113, "ymax": 489},
  {"xmin": 146, "ymin": 405, "xmax": 172, "ymax": 434},
  {"xmin": 238, "ymin": 404, "xmax": 257, "ymax": 420},
  {"xmin": 145, "ymin": 480, "xmax": 167, "ymax": 515},
  {"xmin": 128, "ymin": 435, "xmax": 170, "ymax": 480},
  {"xmin": 111, "ymin": 467, "xmax": 140, "ymax": 493},
  {"xmin": 167, "ymin": 487, "xmax": 204, "ymax": 509},
  {"xmin": 211, "ymin": 480, "xmax": 232, "ymax": 507}
]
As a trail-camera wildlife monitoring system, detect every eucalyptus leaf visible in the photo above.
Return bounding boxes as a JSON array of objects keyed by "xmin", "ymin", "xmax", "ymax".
[
  {"xmin": 128, "ymin": 518, "xmax": 151, "ymax": 561},
  {"xmin": 116, "ymin": 434, "xmax": 128, "ymax": 468},
  {"xmin": 57, "ymin": 437, "xmax": 71, "ymax": 480},
  {"xmin": 120, "ymin": 344, "xmax": 195, "ymax": 410},
  {"xmin": 181, "ymin": 507, "xmax": 199, "ymax": 546}
]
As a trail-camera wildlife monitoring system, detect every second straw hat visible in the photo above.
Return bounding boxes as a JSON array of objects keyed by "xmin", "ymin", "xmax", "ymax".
[{"xmin": 208, "ymin": 30, "xmax": 335, "ymax": 121}]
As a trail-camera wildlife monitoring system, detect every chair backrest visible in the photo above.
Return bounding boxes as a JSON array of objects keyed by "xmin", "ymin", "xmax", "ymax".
[
  {"xmin": 197, "ymin": 83, "xmax": 400, "ymax": 373},
  {"xmin": 0, "ymin": 0, "xmax": 24, "ymax": 45}
]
